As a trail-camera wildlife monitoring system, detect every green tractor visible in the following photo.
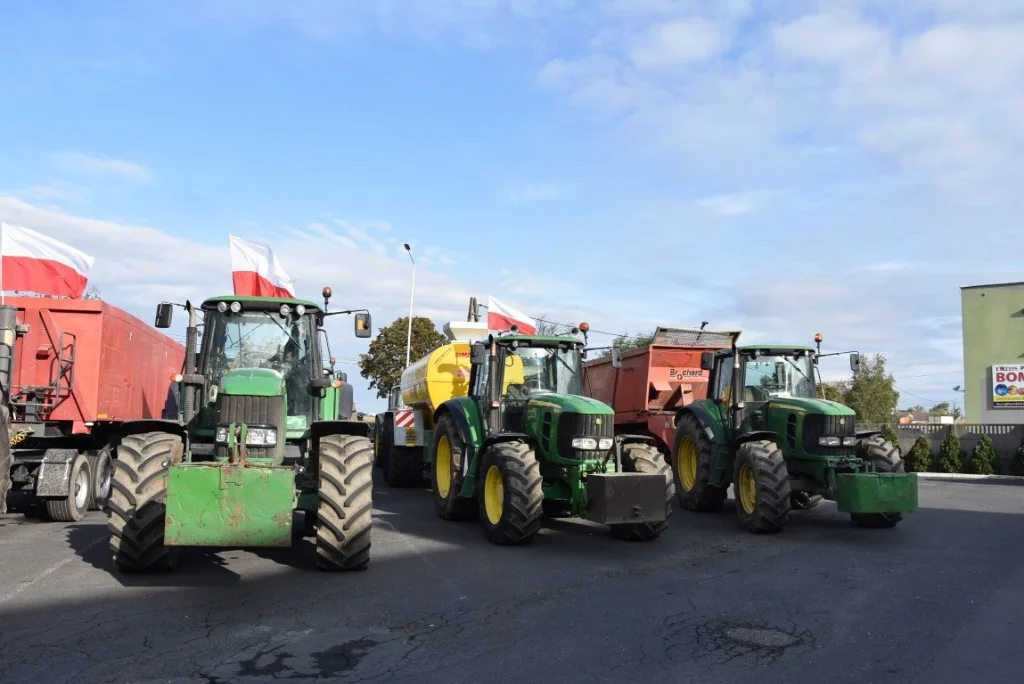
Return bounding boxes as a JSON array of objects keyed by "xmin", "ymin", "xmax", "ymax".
[
  {"xmin": 671, "ymin": 334, "xmax": 918, "ymax": 532},
  {"xmin": 426, "ymin": 322, "xmax": 674, "ymax": 545},
  {"xmin": 106, "ymin": 288, "xmax": 376, "ymax": 572}
]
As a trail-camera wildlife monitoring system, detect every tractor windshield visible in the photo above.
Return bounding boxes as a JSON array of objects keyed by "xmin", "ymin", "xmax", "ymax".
[
  {"xmin": 506, "ymin": 344, "xmax": 583, "ymax": 396},
  {"xmin": 743, "ymin": 353, "xmax": 816, "ymax": 400},
  {"xmin": 202, "ymin": 309, "xmax": 316, "ymax": 416}
]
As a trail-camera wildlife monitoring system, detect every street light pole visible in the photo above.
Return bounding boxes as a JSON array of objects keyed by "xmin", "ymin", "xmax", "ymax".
[{"xmin": 404, "ymin": 243, "xmax": 415, "ymax": 368}]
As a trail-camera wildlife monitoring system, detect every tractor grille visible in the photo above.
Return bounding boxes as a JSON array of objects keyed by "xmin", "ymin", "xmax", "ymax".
[
  {"xmin": 802, "ymin": 414, "xmax": 855, "ymax": 456},
  {"xmin": 214, "ymin": 394, "xmax": 286, "ymax": 460},
  {"xmin": 557, "ymin": 412, "xmax": 614, "ymax": 460}
]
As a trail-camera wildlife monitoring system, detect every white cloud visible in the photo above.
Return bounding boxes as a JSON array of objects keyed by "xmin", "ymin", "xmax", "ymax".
[
  {"xmin": 50, "ymin": 150, "xmax": 154, "ymax": 184},
  {"xmin": 629, "ymin": 17, "xmax": 730, "ymax": 69}
]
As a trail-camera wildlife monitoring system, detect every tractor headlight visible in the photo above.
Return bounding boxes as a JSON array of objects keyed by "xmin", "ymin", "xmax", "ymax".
[
  {"xmin": 572, "ymin": 437, "xmax": 599, "ymax": 450},
  {"xmin": 295, "ymin": 304, "xmax": 306, "ymax": 316},
  {"xmin": 246, "ymin": 427, "xmax": 278, "ymax": 446},
  {"xmin": 229, "ymin": 301, "xmax": 242, "ymax": 313},
  {"xmin": 280, "ymin": 303, "xmax": 291, "ymax": 316},
  {"xmin": 598, "ymin": 437, "xmax": 614, "ymax": 450},
  {"xmin": 818, "ymin": 436, "xmax": 841, "ymax": 447},
  {"xmin": 217, "ymin": 301, "xmax": 228, "ymax": 313},
  {"xmin": 215, "ymin": 426, "xmax": 228, "ymax": 443},
  {"xmin": 842, "ymin": 436, "xmax": 857, "ymax": 446}
]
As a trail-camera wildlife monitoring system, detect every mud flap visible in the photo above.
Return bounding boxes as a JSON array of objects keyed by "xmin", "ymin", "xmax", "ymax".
[
  {"xmin": 34, "ymin": 448, "xmax": 79, "ymax": 497},
  {"xmin": 586, "ymin": 472, "xmax": 667, "ymax": 525},
  {"xmin": 835, "ymin": 472, "xmax": 919, "ymax": 514},
  {"xmin": 164, "ymin": 464, "xmax": 297, "ymax": 547}
]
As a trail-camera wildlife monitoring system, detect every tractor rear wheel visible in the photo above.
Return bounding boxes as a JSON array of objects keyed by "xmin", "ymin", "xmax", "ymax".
[
  {"xmin": 672, "ymin": 413, "xmax": 727, "ymax": 512},
  {"xmin": 316, "ymin": 434, "xmax": 374, "ymax": 571},
  {"xmin": 107, "ymin": 431, "xmax": 183, "ymax": 572},
  {"xmin": 88, "ymin": 447, "xmax": 113, "ymax": 512},
  {"xmin": 610, "ymin": 443, "xmax": 674, "ymax": 541},
  {"xmin": 851, "ymin": 436, "xmax": 905, "ymax": 529},
  {"xmin": 431, "ymin": 414, "xmax": 477, "ymax": 521},
  {"xmin": 44, "ymin": 452, "xmax": 92, "ymax": 522},
  {"xmin": 385, "ymin": 443, "xmax": 423, "ymax": 488},
  {"xmin": 0, "ymin": 407, "xmax": 11, "ymax": 516},
  {"xmin": 478, "ymin": 440, "xmax": 543, "ymax": 545},
  {"xmin": 732, "ymin": 440, "xmax": 791, "ymax": 533}
]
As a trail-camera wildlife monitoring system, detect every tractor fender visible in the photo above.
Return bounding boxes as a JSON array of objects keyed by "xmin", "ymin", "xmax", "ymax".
[
  {"xmin": 735, "ymin": 430, "xmax": 778, "ymax": 447},
  {"xmin": 855, "ymin": 429, "xmax": 883, "ymax": 440},
  {"xmin": 311, "ymin": 419, "xmax": 371, "ymax": 452},
  {"xmin": 34, "ymin": 448, "xmax": 80, "ymax": 498},
  {"xmin": 482, "ymin": 431, "xmax": 533, "ymax": 453},
  {"xmin": 677, "ymin": 404, "xmax": 732, "ymax": 485}
]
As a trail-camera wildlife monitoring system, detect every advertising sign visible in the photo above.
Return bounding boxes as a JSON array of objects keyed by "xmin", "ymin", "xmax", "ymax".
[{"xmin": 991, "ymin": 364, "xmax": 1024, "ymax": 405}]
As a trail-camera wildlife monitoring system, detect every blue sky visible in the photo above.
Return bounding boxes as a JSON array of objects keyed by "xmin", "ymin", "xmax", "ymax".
[{"xmin": 2, "ymin": 0, "xmax": 1023, "ymax": 415}]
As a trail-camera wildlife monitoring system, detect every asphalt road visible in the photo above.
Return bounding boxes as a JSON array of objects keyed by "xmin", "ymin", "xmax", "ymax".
[{"xmin": 1, "ymin": 474, "xmax": 1023, "ymax": 684}]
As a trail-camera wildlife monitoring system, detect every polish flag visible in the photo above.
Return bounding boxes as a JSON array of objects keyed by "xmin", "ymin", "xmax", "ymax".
[
  {"xmin": 487, "ymin": 296, "xmax": 537, "ymax": 335},
  {"xmin": 1, "ymin": 222, "xmax": 95, "ymax": 298},
  {"xmin": 229, "ymin": 235, "xmax": 296, "ymax": 299}
]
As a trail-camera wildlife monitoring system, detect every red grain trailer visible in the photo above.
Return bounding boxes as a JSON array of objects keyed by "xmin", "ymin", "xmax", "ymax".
[
  {"xmin": 0, "ymin": 296, "xmax": 185, "ymax": 521},
  {"xmin": 583, "ymin": 326, "xmax": 740, "ymax": 457}
]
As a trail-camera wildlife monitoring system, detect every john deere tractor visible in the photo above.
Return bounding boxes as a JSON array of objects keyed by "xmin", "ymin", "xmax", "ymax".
[
  {"xmin": 424, "ymin": 322, "xmax": 674, "ymax": 545},
  {"xmin": 671, "ymin": 334, "xmax": 918, "ymax": 532},
  {"xmin": 106, "ymin": 288, "xmax": 375, "ymax": 572}
]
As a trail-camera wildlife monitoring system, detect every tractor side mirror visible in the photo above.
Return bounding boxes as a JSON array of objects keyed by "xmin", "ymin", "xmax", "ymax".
[
  {"xmin": 471, "ymin": 343, "xmax": 487, "ymax": 365},
  {"xmin": 611, "ymin": 347, "xmax": 623, "ymax": 369},
  {"xmin": 850, "ymin": 352, "xmax": 861, "ymax": 373},
  {"xmin": 155, "ymin": 302, "xmax": 173, "ymax": 329},
  {"xmin": 308, "ymin": 377, "xmax": 332, "ymax": 395},
  {"xmin": 700, "ymin": 351, "xmax": 715, "ymax": 371},
  {"xmin": 354, "ymin": 312, "xmax": 371, "ymax": 338}
]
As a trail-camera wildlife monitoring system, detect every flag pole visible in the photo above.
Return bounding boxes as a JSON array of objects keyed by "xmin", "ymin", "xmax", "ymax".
[{"xmin": 1, "ymin": 222, "xmax": 5, "ymax": 306}]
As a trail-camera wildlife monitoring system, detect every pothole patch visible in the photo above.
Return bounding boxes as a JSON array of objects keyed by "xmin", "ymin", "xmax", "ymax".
[{"xmin": 664, "ymin": 615, "xmax": 815, "ymax": 666}]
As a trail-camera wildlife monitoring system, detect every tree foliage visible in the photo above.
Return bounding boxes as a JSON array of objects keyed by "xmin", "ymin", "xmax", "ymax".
[
  {"xmin": 1011, "ymin": 438, "xmax": 1024, "ymax": 477},
  {"xmin": 843, "ymin": 353, "xmax": 899, "ymax": 424},
  {"xmin": 966, "ymin": 435, "xmax": 997, "ymax": 475},
  {"xmin": 936, "ymin": 431, "xmax": 962, "ymax": 473},
  {"xmin": 930, "ymin": 402, "xmax": 950, "ymax": 416},
  {"xmin": 595, "ymin": 329, "xmax": 657, "ymax": 359},
  {"xmin": 905, "ymin": 436, "xmax": 932, "ymax": 472},
  {"xmin": 881, "ymin": 425, "xmax": 900, "ymax": 452},
  {"xmin": 358, "ymin": 316, "xmax": 446, "ymax": 398},
  {"xmin": 820, "ymin": 380, "xmax": 850, "ymax": 403}
]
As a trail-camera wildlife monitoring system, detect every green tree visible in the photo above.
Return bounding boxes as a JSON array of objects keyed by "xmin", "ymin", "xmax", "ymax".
[
  {"xmin": 1010, "ymin": 438, "xmax": 1024, "ymax": 476},
  {"xmin": 358, "ymin": 316, "xmax": 446, "ymax": 398},
  {"xmin": 597, "ymin": 330, "xmax": 657, "ymax": 358},
  {"xmin": 820, "ymin": 380, "xmax": 850, "ymax": 403},
  {"xmin": 930, "ymin": 402, "xmax": 950, "ymax": 416},
  {"xmin": 881, "ymin": 424, "xmax": 900, "ymax": 451},
  {"xmin": 905, "ymin": 436, "xmax": 932, "ymax": 472},
  {"xmin": 843, "ymin": 353, "xmax": 899, "ymax": 424},
  {"xmin": 965, "ymin": 435, "xmax": 997, "ymax": 475},
  {"xmin": 936, "ymin": 431, "xmax": 962, "ymax": 473}
]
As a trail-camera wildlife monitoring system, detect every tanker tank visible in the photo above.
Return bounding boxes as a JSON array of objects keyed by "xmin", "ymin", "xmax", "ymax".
[{"xmin": 400, "ymin": 342, "xmax": 473, "ymax": 416}]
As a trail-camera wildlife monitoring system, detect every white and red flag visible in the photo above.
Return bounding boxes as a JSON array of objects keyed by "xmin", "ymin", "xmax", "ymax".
[
  {"xmin": 487, "ymin": 295, "xmax": 537, "ymax": 334},
  {"xmin": 0, "ymin": 222, "xmax": 95, "ymax": 298},
  {"xmin": 229, "ymin": 234, "xmax": 296, "ymax": 299}
]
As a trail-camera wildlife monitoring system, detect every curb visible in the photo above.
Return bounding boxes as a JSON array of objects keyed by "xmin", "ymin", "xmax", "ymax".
[{"xmin": 915, "ymin": 472, "xmax": 1024, "ymax": 485}]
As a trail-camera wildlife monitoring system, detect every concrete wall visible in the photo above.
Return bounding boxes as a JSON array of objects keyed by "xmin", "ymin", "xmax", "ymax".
[
  {"xmin": 960, "ymin": 282, "xmax": 1024, "ymax": 424},
  {"xmin": 864, "ymin": 423, "xmax": 1023, "ymax": 472}
]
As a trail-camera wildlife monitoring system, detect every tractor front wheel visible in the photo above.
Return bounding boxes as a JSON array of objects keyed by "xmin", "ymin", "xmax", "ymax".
[
  {"xmin": 107, "ymin": 431, "xmax": 182, "ymax": 572},
  {"xmin": 610, "ymin": 443, "xmax": 674, "ymax": 541},
  {"xmin": 733, "ymin": 440, "xmax": 791, "ymax": 533},
  {"xmin": 478, "ymin": 441, "xmax": 543, "ymax": 545},
  {"xmin": 316, "ymin": 434, "xmax": 374, "ymax": 571},
  {"xmin": 431, "ymin": 414, "xmax": 477, "ymax": 521},
  {"xmin": 851, "ymin": 436, "xmax": 905, "ymax": 529},
  {"xmin": 671, "ymin": 413, "xmax": 727, "ymax": 512}
]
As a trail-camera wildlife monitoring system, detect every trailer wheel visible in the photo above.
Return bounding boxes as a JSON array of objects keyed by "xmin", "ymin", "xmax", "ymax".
[
  {"xmin": 732, "ymin": 440, "xmax": 791, "ymax": 533},
  {"xmin": 851, "ymin": 436, "xmax": 905, "ymax": 529},
  {"xmin": 672, "ymin": 413, "xmax": 727, "ymax": 512},
  {"xmin": 88, "ymin": 448, "xmax": 113, "ymax": 512},
  {"xmin": 0, "ymin": 407, "xmax": 11, "ymax": 516},
  {"xmin": 478, "ymin": 440, "xmax": 544, "ymax": 546},
  {"xmin": 385, "ymin": 445, "xmax": 423, "ymax": 488},
  {"xmin": 316, "ymin": 434, "xmax": 373, "ymax": 571},
  {"xmin": 431, "ymin": 414, "xmax": 478, "ymax": 521},
  {"xmin": 609, "ymin": 443, "xmax": 674, "ymax": 541},
  {"xmin": 44, "ymin": 453, "xmax": 93, "ymax": 523},
  {"xmin": 107, "ymin": 431, "xmax": 182, "ymax": 572}
]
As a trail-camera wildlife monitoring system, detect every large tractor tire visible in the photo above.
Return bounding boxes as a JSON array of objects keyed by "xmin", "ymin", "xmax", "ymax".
[
  {"xmin": 0, "ymin": 407, "xmax": 11, "ymax": 516},
  {"xmin": 851, "ymin": 435, "xmax": 905, "ymax": 529},
  {"xmin": 107, "ymin": 431, "xmax": 183, "ymax": 572},
  {"xmin": 431, "ymin": 414, "xmax": 477, "ymax": 521},
  {"xmin": 88, "ymin": 446, "xmax": 113, "ymax": 512},
  {"xmin": 610, "ymin": 443, "xmax": 674, "ymax": 541},
  {"xmin": 732, "ymin": 440, "xmax": 791, "ymax": 533},
  {"xmin": 385, "ymin": 444, "xmax": 423, "ymax": 488},
  {"xmin": 672, "ymin": 413, "xmax": 727, "ymax": 512},
  {"xmin": 44, "ymin": 452, "xmax": 93, "ymax": 523},
  {"xmin": 478, "ymin": 440, "xmax": 543, "ymax": 546},
  {"xmin": 316, "ymin": 434, "xmax": 374, "ymax": 571}
]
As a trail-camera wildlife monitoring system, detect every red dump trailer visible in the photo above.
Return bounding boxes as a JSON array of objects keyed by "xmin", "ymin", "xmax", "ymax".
[
  {"xmin": 0, "ymin": 296, "xmax": 185, "ymax": 521},
  {"xmin": 583, "ymin": 326, "xmax": 740, "ymax": 456}
]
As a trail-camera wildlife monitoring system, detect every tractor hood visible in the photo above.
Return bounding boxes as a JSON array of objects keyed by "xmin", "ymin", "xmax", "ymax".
[
  {"xmin": 765, "ymin": 396, "xmax": 856, "ymax": 417},
  {"xmin": 525, "ymin": 391, "xmax": 614, "ymax": 416},
  {"xmin": 220, "ymin": 367, "xmax": 286, "ymax": 397}
]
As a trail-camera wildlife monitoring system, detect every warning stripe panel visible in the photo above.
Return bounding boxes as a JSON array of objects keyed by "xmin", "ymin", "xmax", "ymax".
[{"xmin": 394, "ymin": 411, "xmax": 415, "ymax": 427}]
